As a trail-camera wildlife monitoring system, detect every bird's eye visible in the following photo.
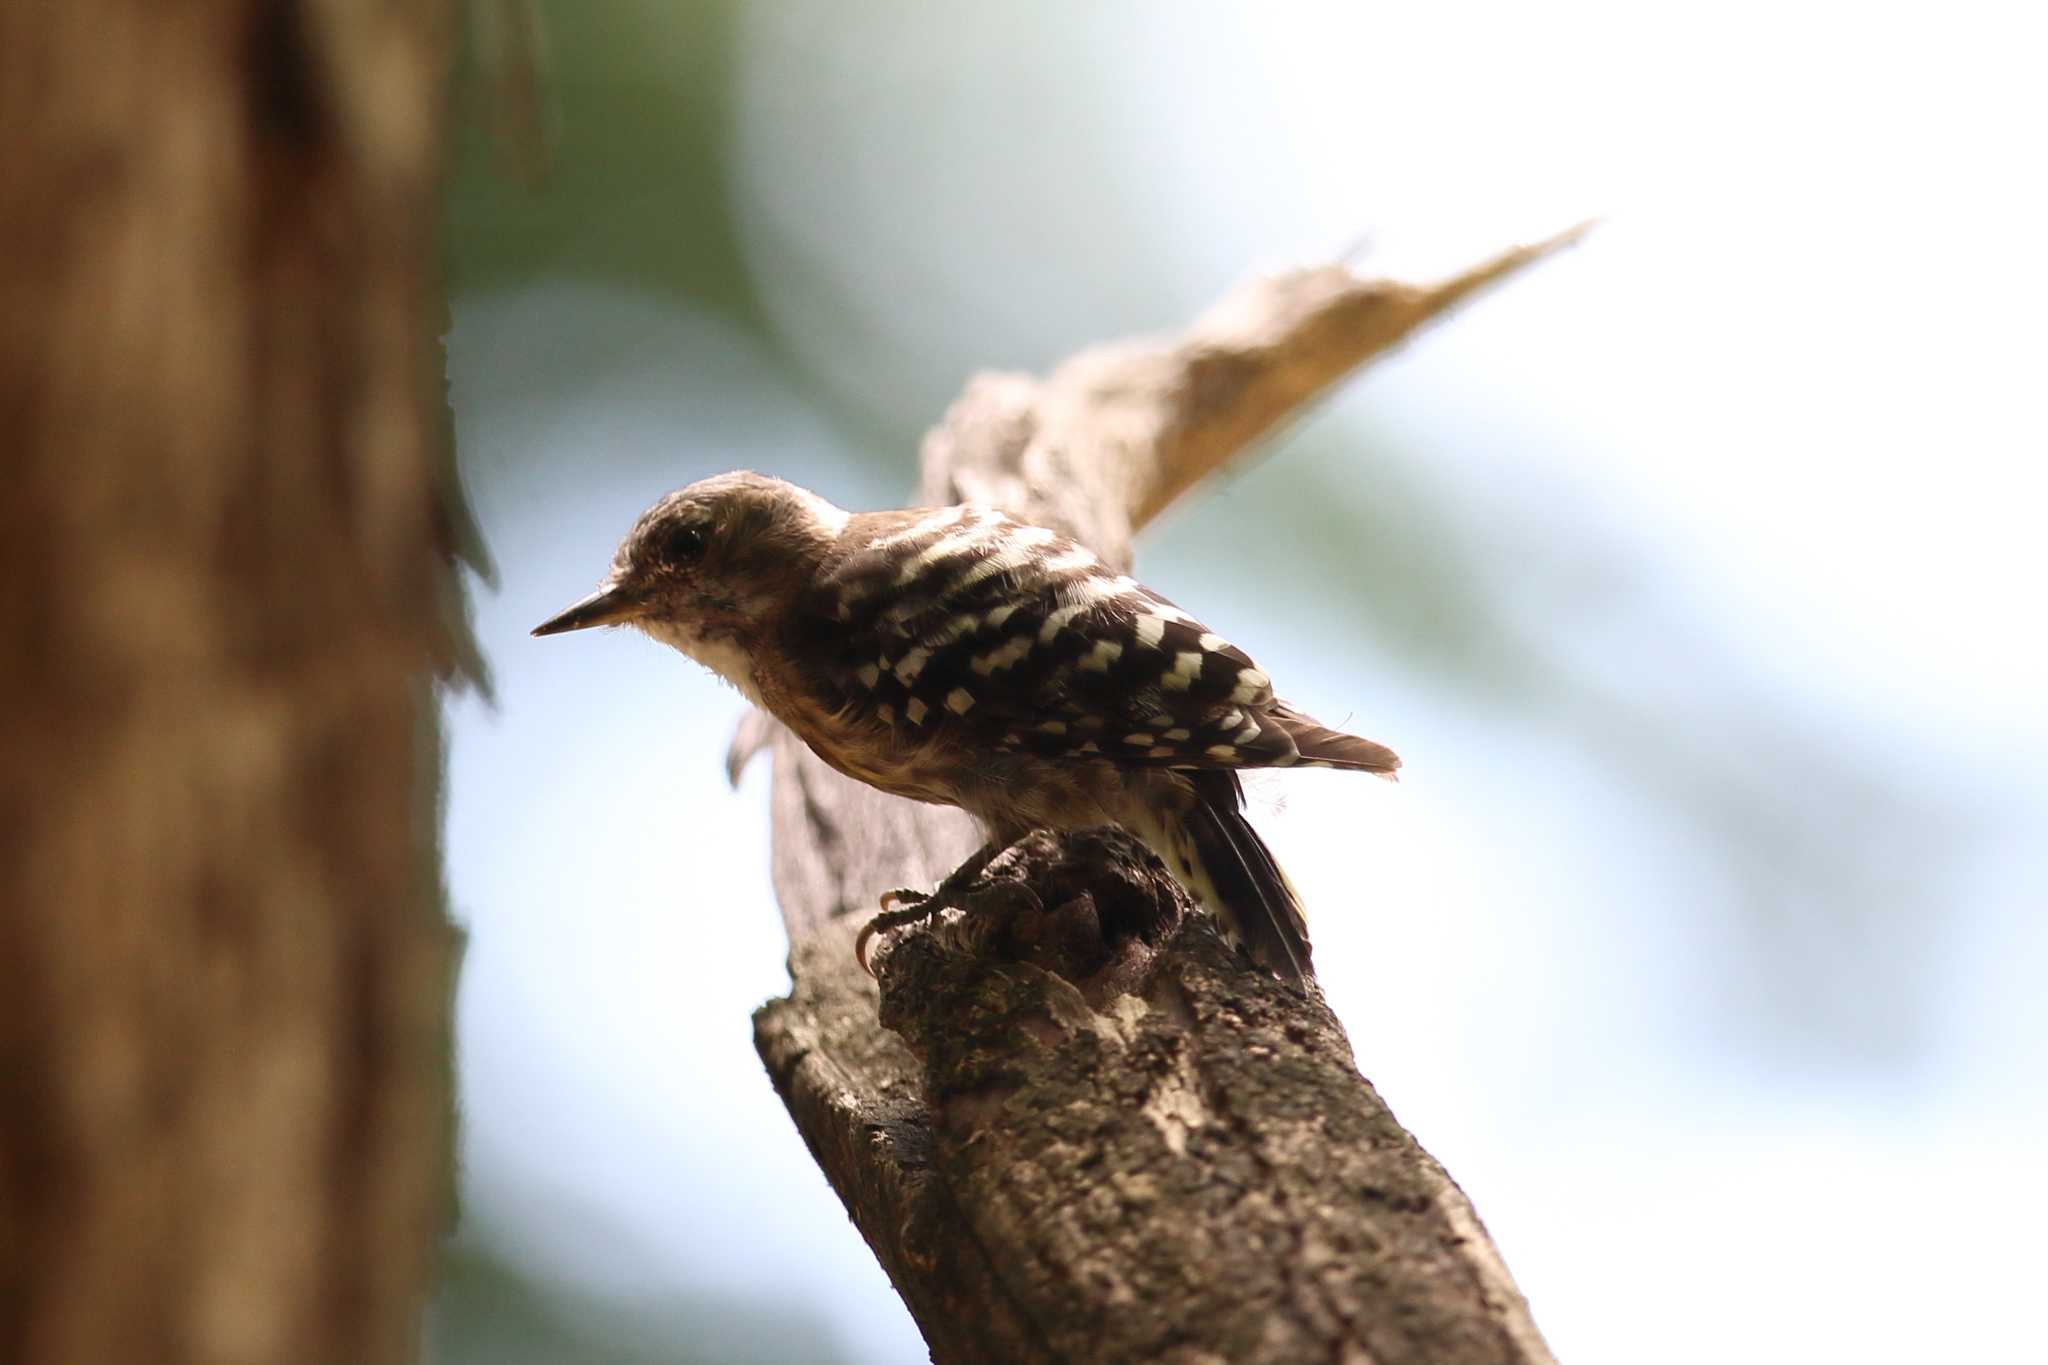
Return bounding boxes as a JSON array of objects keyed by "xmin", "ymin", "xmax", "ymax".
[{"xmin": 666, "ymin": 523, "xmax": 708, "ymax": 563}]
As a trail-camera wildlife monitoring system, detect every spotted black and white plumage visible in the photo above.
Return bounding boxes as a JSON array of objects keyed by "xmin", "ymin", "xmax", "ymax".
[{"xmin": 533, "ymin": 471, "xmax": 1400, "ymax": 982}]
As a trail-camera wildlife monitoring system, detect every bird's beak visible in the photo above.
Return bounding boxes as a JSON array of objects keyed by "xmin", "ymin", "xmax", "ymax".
[{"xmin": 531, "ymin": 583, "xmax": 646, "ymax": 637}]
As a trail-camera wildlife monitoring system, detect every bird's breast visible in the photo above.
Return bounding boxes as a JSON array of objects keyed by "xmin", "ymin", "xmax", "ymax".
[
  {"xmin": 771, "ymin": 690, "xmax": 1157, "ymax": 836},
  {"xmin": 785, "ymin": 710, "xmax": 962, "ymax": 807}
]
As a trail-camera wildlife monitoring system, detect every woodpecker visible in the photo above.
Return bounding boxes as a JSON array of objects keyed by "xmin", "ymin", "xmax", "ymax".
[{"xmin": 532, "ymin": 471, "xmax": 1399, "ymax": 982}]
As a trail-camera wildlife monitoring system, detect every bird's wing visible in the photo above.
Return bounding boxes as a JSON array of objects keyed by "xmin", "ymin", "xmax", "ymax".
[{"xmin": 808, "ymin": 507, "xmax": 1398, "ymax": 776}]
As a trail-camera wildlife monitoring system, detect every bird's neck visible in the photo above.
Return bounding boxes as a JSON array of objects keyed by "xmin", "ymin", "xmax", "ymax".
[{"xmin": 637, "ymin": 616, "xmax": 768, "ymax": 707}]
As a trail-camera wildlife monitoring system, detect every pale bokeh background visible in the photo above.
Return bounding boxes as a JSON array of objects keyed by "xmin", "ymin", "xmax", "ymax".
[{"xmin": 433, "ymin": 4, "xmax": 2046, "ymax": 1361}]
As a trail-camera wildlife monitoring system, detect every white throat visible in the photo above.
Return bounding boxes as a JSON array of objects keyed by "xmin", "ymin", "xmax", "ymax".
[{"xmin": 637, "ymin": 617, "xmax": 765, "ymax": 707}]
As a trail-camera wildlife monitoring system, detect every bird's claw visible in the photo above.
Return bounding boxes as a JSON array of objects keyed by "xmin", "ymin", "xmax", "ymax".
[
  {"xmin": 856, "ymin": 889, "xmax": 940, "ymax": 977},
  {"xmin": 854, "ymin": 840, "xmax": 1011, "ymax": 977}
]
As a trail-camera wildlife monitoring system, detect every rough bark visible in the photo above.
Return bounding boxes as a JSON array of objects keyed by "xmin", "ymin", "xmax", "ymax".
[
  {"xmin": 748, "ymin": 228, "xmax": 1587, "ymax": 1363},
  {"xmin": 0, "ymin": 4, "xmax": 463, "ymax": 1364}
]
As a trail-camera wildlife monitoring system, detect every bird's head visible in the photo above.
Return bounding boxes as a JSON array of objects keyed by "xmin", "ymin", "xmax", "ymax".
[{"xmin": 531, "ymin": 471, "xmax": 849, "ymax": 690}]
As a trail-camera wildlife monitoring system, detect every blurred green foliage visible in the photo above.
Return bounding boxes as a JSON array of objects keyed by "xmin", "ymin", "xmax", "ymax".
[{"xmin": 449, "ymin": 0, "xmax": 757, "ymax": 319}]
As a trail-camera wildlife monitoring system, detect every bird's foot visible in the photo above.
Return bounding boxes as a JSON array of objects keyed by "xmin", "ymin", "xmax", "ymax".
[
  {"xmin": 856, "ymin": 839, "xmax": 1011, "ymax": 976},
  {"xmin": 856, "ymin": 890, "xmax": 941, "ymax": 976}
]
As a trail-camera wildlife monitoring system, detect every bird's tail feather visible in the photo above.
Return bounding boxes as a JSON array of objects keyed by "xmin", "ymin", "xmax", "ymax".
[
  {"xmin": 1141, "ymin": 772, "xmax": 1313, "ymax": 983},
  {"xmin": 1270, "ymin": 703, "xmax": 1402, "ymax": 777}
]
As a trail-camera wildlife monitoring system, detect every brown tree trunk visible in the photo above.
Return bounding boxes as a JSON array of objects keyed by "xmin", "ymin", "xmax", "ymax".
[
  {"xmin": 746, "ymin": 230, "xmax": 1589, "ymax": 1364},
  {"xmin": 0, "ymin": 5, "xmax": 463, "ymax": 1364}
]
